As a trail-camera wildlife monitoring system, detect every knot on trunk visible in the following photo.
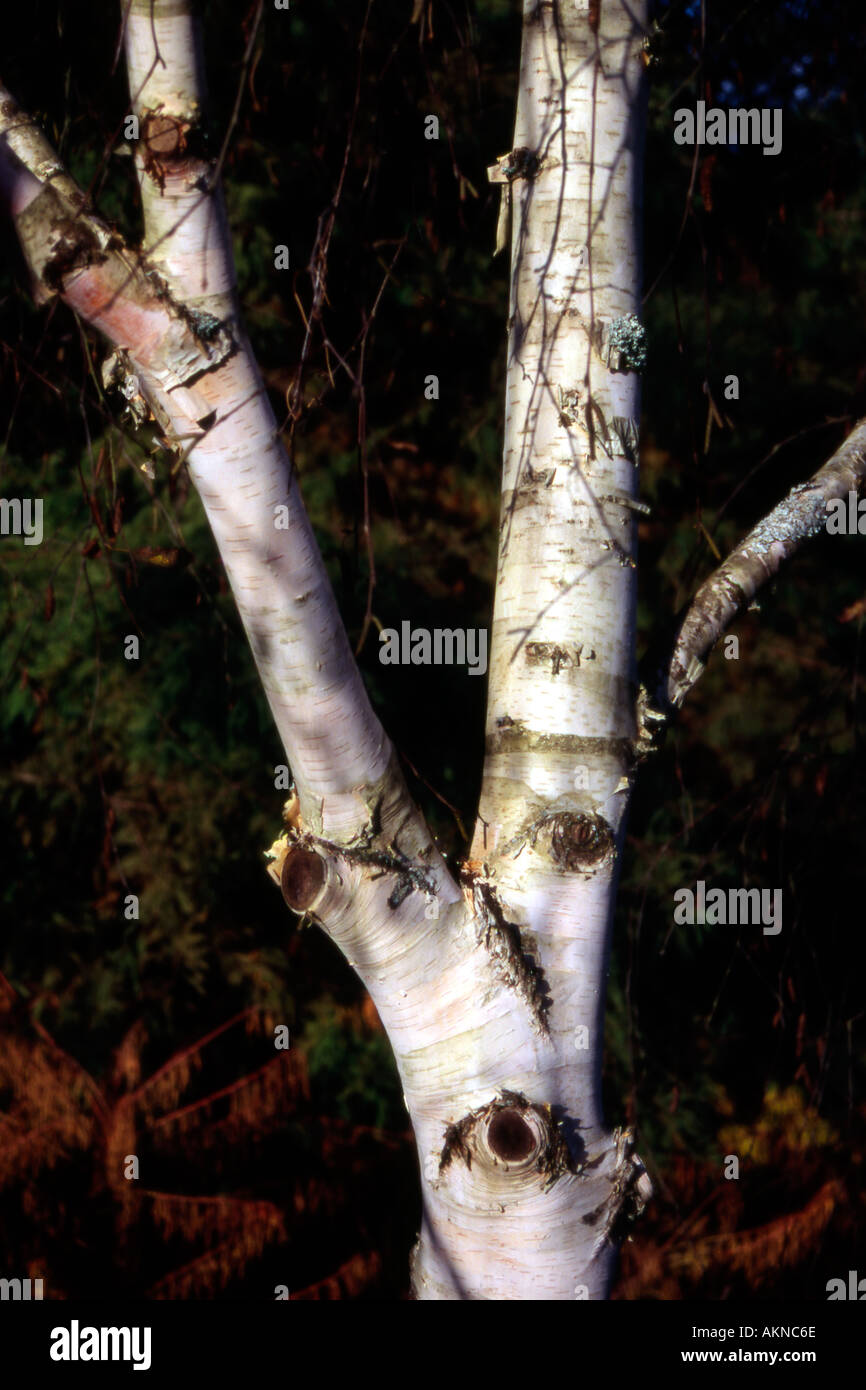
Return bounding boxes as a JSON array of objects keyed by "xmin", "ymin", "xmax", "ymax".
[
  {"xmin": 266, "ymin": 836, "xmax": 343, "ymax": 925},
  {"xmin": 142, "ymin": 113, "xmax": 189, "ymax": 158},
  {"xmin": 265, "ymin": 785, "xmax": 440, "ymax": 923},
  {"xmin": 546, "ymin": 812, "xmax": 613, "ymax": 872},
  {"xmin": 487, "ymin": 1107, "xmax": 536, "ymax": 1162},
  {"xmin": 280, "ymin": 846, "xmax": 327, "ymax": 912},
  {"xmin": 498, "ymin": 809, "xmax": 616, "ymax": 877},
  {"xmin": 438, "ymin": 1090, "xmax": 577, "ymax": 1188},
  {"xmin": 140, "ymin": 111, "xmax": 208, "ymax": 190}
]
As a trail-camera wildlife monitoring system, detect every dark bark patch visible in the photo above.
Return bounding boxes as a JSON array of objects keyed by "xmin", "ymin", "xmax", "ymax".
[
  {"xmin": 493, "ymin": 147, "xmax": 539, "ymax": 183},
  {"xmin": 485, "ymin": 727, "xmax": 629, "ymax": 761},
  {"xmin": 136, "ymin": 260, "xmax": 234, "ymax": 364},
  {"xmin": 525, "ymin": 641, "xmax": 577, "ymax": 677},
  {"xmin": 41, "ymin": 218, "xmax": 108, "ymax": 293},
  {"xmin": 494, "ymin": 713, "xmax": 526, "ymax": 734}
]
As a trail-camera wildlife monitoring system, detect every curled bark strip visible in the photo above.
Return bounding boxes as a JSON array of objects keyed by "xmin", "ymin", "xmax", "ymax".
[
  {"xmin": 661, "ymin": 417, "xmax": 866, "ymax": 715},
  {"xmin": 468, "ymin": 878, "xmax": 550, "ymax": 1033},
  {"xmin": 582, "ymin": 1126, "xmax": 652, "ymax": 1258}
]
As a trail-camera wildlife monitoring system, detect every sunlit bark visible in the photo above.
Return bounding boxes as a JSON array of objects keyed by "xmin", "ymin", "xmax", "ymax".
[{"xmin": 3, "ymin": 0, "xmax": 654, "ymax": 1301}]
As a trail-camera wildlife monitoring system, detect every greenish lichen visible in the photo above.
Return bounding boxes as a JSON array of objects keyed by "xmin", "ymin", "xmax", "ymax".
[{"xmin": 603, "ymin": 314, "xmax": 647, "ymax": 372}]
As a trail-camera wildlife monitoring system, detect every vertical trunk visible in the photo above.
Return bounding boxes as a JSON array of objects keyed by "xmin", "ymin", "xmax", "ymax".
[{"xmin": 432, "ymin": 0, "xmax": 650, "ymax": 1298}]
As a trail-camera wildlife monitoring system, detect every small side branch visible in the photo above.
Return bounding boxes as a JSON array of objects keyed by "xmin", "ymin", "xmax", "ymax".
[{"xmin": 653, "ymin": 417, "xmax": 866, "ymax": 718}]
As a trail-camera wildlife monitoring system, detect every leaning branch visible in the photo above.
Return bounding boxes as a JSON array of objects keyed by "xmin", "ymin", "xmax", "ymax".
[
  {"xmin": 0, "ymin": 72, "xmax": 397, "ymax": 836},
  {"xmin": 654, "ymin": 417, "xmax": 866, "ymax": 717}
]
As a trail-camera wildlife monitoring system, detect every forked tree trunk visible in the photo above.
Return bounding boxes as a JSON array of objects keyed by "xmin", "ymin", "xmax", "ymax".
[
  {"xmin": 4, "ymin": 0, "xmax": 863, "ymax": 1302},
  {"xmin": 0, "ymin": 0, "xmax": 667, "ymax": 1301}
]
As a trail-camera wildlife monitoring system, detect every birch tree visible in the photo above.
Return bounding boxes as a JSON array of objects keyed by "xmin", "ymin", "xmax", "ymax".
[{"xmin": 1, "ymin": 0, "xmax": 863, "ymax": 1301}]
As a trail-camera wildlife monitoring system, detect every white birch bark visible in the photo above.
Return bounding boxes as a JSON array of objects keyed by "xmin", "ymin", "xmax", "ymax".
[
  {"xmin": 119, "ymin": 1, "xmax": 395, "ymax": 829},
  {"xmin": 1, "ymin": 0, "xmax": 655, "ymax": 1301},
  {"xmin": 449, "ymin": 0, "xmax": 652, "ymax": 1298}
]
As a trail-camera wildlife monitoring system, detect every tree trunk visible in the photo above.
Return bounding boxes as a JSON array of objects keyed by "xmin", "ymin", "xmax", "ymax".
[
  {"xmin": 1, "ymin": 0, "xmax": 651, "ymax": 1300},
  {"xmin": 442, "ymin": 0, "xmax": 652, "ymax": 1299}
]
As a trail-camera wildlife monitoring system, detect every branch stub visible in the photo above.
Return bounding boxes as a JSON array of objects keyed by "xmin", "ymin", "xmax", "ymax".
[{"xmin": 281, "ymin": 846, "xmax": 326, "ymax": 912}]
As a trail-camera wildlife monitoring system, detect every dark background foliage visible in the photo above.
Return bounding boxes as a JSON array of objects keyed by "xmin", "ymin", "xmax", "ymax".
[{"xmin": 0, "ymin": 0, "xmax": 864, "ymax": 1298}]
